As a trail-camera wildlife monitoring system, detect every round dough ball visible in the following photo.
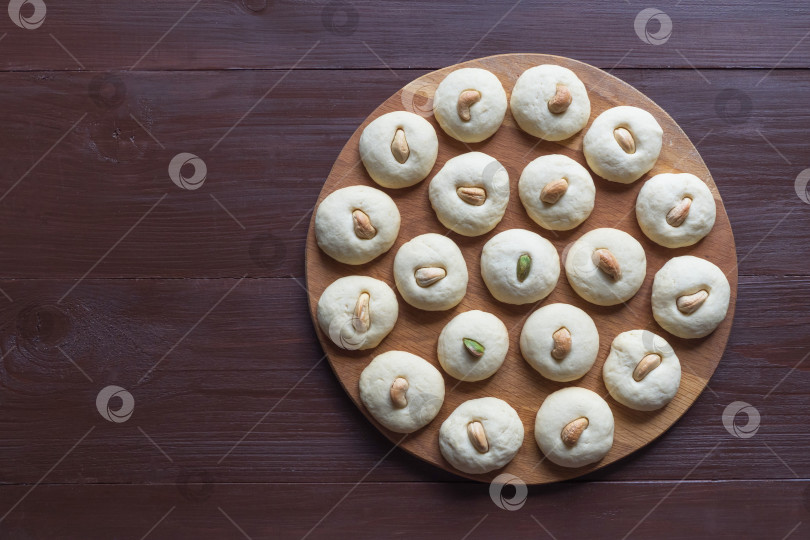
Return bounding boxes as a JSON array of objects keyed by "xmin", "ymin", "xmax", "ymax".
[
  {"xmin": 603, "ymin": 329, "xmax": 681, "ymax": 411},
  {"xmin": 429, "ymin": 152, "xmax": 509, "ymax": 236},
  {"xmin": 393, "ymin": 233, "xmax": 468, "ymax": 311},
  {"xmin": 636, "ymin": 173, "xmax": 717, "ymax": 248},
  {"xmin": 359, "ymin": 111, "xmax": 439, "ymax": 188},
  {"xmin": 439, "ymin": 397, "xmax": 524, "ymax": 474},
  {"xmin": 518, "ymin": 154, "xmax": 596, "ymax": 231},
  {"xmin": 564, "ymin": 228, "xmax": 647, "ymax": 306},
  {"xmin": 520, "ymin": 303, "xmax": 599, "ymax": 382},
  {"xmin": 317, "ymin": 276, "xmax": 398, "ymax": 350},
  {"xmin": 437, "ymin": 310, "xmax": 508, "ymax": 381},
  {"xmin": 315, "ymin": 185, "xmax": 401, "ymax": 265},
  {"xmin": 359, "ymin": 351, "xmax": 445, "ymax": 433},
  {"xmin": 652, "ymin": 256, "xmax": 730, "ymax": 339},
  {"xmin": 480, "ymin": 229, "xmax": 560, "ymax": 305},
  {"xmin": 510, "ymin": 64, "xmax": 591, "ymax": 141},
  {"xmin": 583, "ymin": 106, "xmax": 663, "ymax": 184},
  {"xmin": 534, "ymin": 387, "xmax": 614, "ymax": 468},
  {"xmin": 433, "ymin": 68, "xmax": 507, "ymax": 143}
]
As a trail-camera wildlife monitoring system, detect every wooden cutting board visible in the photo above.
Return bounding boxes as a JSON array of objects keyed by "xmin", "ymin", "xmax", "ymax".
[{"xmin": 304, "ymin": 53, "xmax": 737, "ymax": 484}]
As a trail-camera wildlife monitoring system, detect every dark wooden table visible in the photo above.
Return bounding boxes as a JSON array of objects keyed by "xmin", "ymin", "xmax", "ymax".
[{"xmin": 0, "ymin": 1, "xmax": 809, "ymax": 538}]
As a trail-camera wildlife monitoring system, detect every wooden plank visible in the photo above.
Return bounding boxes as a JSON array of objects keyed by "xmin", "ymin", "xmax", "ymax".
[
  {"xmin": 0, "ymin": 276, "xmax": 806, "ymax": 485},
  {"xmin": 2, "ymin": 1, "xmax": 810, "ymax": 70},
  {"xmin": 0, "ymin": 481, "xmax": 806, "ymax": 539},
  {"xmin": 0, "ymin": 68, "xmax": 807, "ymax": 279}
]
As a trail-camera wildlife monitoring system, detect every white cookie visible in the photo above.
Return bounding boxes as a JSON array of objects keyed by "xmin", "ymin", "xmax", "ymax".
[
  {"xmin": 315, "ymin": 185, "xmax": 401, "ymax": 265},
  {"xmin": 393, "ymin": 233, "xmax": 468, "ymax": 311},
  {"xmin": 480, "ymin": 229, "xmax": 560, "ymax": 305},
  {"xmin": 636, "ymin": 173, "xmax": 717, "ymax": 248},
  {"xmin": 652, "ymin": 256, "xmax": 730, "ymax": 339},
  {"xmin": 603, "ymin": 329, "xmax": 681, "ymax": 411},
  {"xmin": 534, "ymin": 387, "xmax": 614, "ymax": 468},
  {"xmin": 359, "ymin": 351, "xmax": 445, "ymax": 433},
  {"xmin": 317, "ymin": 276, "xmax": 398, "ymax": 350},
  {"xmin": 429, "ymin": 152, "xmax": 509, "ymax": 236},
  {"xmin": 520, "ymin": 303, "xmax": 599, "ymax": 382},
  {"xmin": 583, "ymin": 106, "xmax": 663, "ymax": 184},
  {"xmin": 433, "ymin": 68, "xmax": 507, "ymax": 143},
  {"xmin": 518, "ymin": 154, "xmax": 596, "ymax": 231},
  {"xmin": 510, "ymin": 64, "xmax": 591, "ymax": 141},
  {"xmin": 439, "ymin": 397, "xmax": 524, "ymax": 474},
  {"xmin": 564, "ymin": 228, "xmax": 647, "ymax": 306},
  {"xmin": 437, "ymin": 310, "xmax": 508, "ymax": 382},
  {"xmin": 359, "ymin": 111, "xmax": 439, "ymax": 188}
]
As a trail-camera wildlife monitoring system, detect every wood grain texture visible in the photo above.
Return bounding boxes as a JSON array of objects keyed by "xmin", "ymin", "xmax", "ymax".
[
  {"xmin": 305, "ymin": 54, "xmax": 737, "ymax": 484},
  {"xmin": 0, "ymin": 0, "xmax": 809, "ymax": 536},
  {"xmin": 0, "ymin": 69, "xmax": 809, "ymax": 280},
  {"xmin": 2, "ymin": 1, "xmax": 810, "ymax": 71},
  {"xmin": 0, "ymin": 481, "xmax": 807, "ymax": 539}
]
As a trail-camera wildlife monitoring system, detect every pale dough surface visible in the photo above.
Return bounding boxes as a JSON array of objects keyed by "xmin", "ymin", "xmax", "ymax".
[
  {"xmin": 433, "ymin": 68, "xmax": 507, "ymax": 143},
  {"xmin": 317, "ymin": 276, "xmax": 398, "ymax": 350},
  {"xmin": 636, "ymin": 173, "xmax": 717, "ymax": 248},
  {"xmin": 534, "ymin": 387, "xmax": 614, "ymax": 468},
  {"xmin": 510, "ymin": 64, "xmax": 591, "ymax": 141},
  {"xmin": 393, "ymin": 233, "xmax": 468, "ymax": 311},
  {"xmin": 437, "ymin": 310, "xmax": 508, "ymax": 381},
  {"xmin": 359, "ymin": 351, "xmax": 445, "ymax": 433},
  {"xmin": 520, "ymin": 303, "xmax": 599, "ymax": 382},
  {"xmin": 603, "ymin": 330, "xmax": 681, "ymax": 411},
  {"xmin": 359, "ymin": 110, "xmax": 439, "ymax": 188},
  {"xmin": 564, "ymin": 228, "xmax": 647, "ymax": 306},
  {"xmin": 583, "ymin": 106, "xmax": 663, "ymax": 183},
  {"xmin": 429, "ymin": 152, "xmax": 509, "ymax": 236},
  {"xmin": 518, "ymin": 154, "xmax": 595, "ymax": 231},
  {"xmin": 480, "ymin": 228, "xmax": 560, "ymax": 305},
  {"xmin": 652, "ymin": 256, "xmax": 730, "ymax": 338},
  {"xmin": 315, "ymin": 185, "xmax": 401, "ymax": 264},
  {"xmin": 439, "ymin": 397, "xmax": 524, "ymax": 474}
]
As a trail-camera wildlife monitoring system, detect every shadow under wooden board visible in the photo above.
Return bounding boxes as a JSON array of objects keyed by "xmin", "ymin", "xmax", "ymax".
[{"xmin": 305, "ymin": 53, "xmax": 737, "ymax": 484}]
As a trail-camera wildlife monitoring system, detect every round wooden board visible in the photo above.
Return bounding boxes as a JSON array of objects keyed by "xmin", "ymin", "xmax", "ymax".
[{"xmin": 305, "ymin": 53, "xmax": 737, "ymax": 484}]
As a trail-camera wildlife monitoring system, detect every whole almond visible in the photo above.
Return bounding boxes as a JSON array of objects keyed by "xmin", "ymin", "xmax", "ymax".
[
  {"xmin": 633, "ymin": 353, "xmax": 662, "ymax": 382},
  {"xmin": 614, "ymin": 127, "xmax": 636, "ymax": 154},
  {"xmin": 456, "ymin": 186, "xmax": 487, "ymax": 206},
  {"xmin": 561, "ymin": 417, "xmax": 589, "ymax": 446},
  {"xmin": 414, "ymin": 267, "xmax": 446, "ymax": 287},
  {"xmin": 467, "ymin": 421, "xmax": 489, "ymax": 453},
  {"xmin": 547, "ymin": 83, "xmax": 573, "ymax": 114},
  {"xmin": 352, "ymin": 292, "xmax": 370, "ymax": 333},
  {"xmin": 540, "ymin": 178, "xmax": 569, "ymax": 204},
  {"xmin": 677, "ymin": 289, "xmax": 709, "ymax": 314},
  {"xmin": 666, "ymin": 197, "xmax": 692, "ymax": 227},
  {"xmin": 457, "ymin": 89, "xmax": 482, "ymax": 122},
  {"xmin": 390, "ymin": 377, "xmax": 409, "ymax": 409},
  {"xmin": 390, "ymin": 128, "xmax": 410, "ymax": 164},
  {"xmin": 592, "ymin": 248, "xmax": 622, "ymax": 281},
  {"xmin": 352, "ymin": 209, "xmax": 377, "ymax": 240},
  {"xmin": 551, "ymin": 327, "xmax": 572, "ymax": 360}
]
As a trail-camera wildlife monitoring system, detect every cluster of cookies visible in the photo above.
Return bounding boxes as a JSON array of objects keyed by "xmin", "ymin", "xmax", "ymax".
[{"xmin": 314, "ymin": 64, "xmax": 731, "ymax": 475}]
